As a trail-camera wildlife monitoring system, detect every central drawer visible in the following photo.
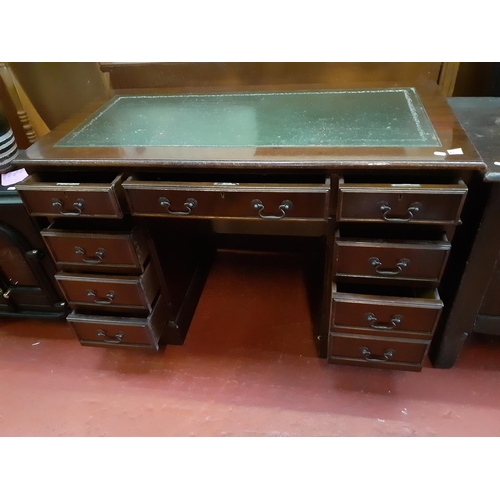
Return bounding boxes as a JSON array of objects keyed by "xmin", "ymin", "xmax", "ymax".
[
  {"xmin": 123, "ymin": 174, "xmax": 330, "ymax": 220},
  {"xmin": 55, "ymin": 261, "xmax": 159, "ymax": 312}
]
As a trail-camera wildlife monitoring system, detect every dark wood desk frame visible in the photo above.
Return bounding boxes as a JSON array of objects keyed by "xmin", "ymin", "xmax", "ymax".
[{"xmin": 13, "ymin": 82, "xmax": 486, "ymax": 371}]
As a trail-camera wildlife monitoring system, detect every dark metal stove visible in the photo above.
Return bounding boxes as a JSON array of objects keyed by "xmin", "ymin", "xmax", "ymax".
[
  {"xmin": 0, "ymin": 183, "xmax": 66, "ymax": 317},
  {"xmin": 0, "ymin": 103, "xmax": 66, "ymax": 318}
]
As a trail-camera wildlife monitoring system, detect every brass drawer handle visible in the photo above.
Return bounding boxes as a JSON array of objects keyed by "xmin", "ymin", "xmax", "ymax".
[
  {"xmin": 51, "ymin": 198, "xmax": 85, "ymax": 216},
  {"xmin": 365, "ymin": 312, "xmax": 403, "ymax": 330},
  {"xmin": 252, "ymin": 199, "xmax": 293, "ymax": 219},
  {"xmin": 369, "ymin": 257, "xmax": 410, "ymax": 276},
  {"xmin": 86, "ymin": 289, "xmax": 115, "ymax": 305},
  {"xmin": 378, "ymin": 201, "xmax": 422, "ymax": 222},
  {"xmin": 97, "ymin": 330, "xmax": 124, "ymax": 344},
  {"xmin": 158, "ymin": 197, "xmax": 197, "ymax": 215},
  {"xmin": 360, "ymin": 347, "xmax": 395, "ymax": 362},
  {"xmin": 74, "ymin": 246, "xmax": 106, "ymax": 264}
]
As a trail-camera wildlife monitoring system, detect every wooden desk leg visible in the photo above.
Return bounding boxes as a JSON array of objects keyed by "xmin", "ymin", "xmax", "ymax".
[
  {"xmin": 318, "ymin": 219, "xmax": 335, "ymax": 358},
  {"xmin": 429, "ymin": 184, "xmax": 500, "ymax": 368}
]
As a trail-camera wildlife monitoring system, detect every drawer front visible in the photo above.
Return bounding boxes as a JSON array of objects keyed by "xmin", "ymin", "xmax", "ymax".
[
  {"xmin": 123, "ymin": 178, "xmax": 330, "ymax": 220},
  {"xmin": 17, "ymin": 174, "xmax": 125, "ymax": 218},
  {"xmin": 68, "ymin": 316, "xmax": 155, "ymax": 347},
  {"xmin": 334, "ymin": 237, "xmax": 450, "ymax": 283},
  {"xmin": 67, "ymin": 296, "xmax": 167, "ymax": 349},
  {"xmin": 55, "ymin": 261, "xmax": 159, "ymax": 311},
  {"xmin": 329, "ymin": 333, "xmax": 428, "ymax": 369},
  {"xmin": 338, "ymin": 181, "xmax": 467, "ymax": 224},
  {"xmin": 41, "ymin": 227, "xmax": 148, "ymax": 273},
  {"xmin": 331, "ymin": 285, "xmax": 443, "ymax": 334}
]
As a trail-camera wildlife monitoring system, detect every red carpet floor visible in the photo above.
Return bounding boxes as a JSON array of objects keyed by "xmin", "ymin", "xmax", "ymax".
[{"xmin": 1, "ymin": 251, "xmax": 500, "ymax": 436}]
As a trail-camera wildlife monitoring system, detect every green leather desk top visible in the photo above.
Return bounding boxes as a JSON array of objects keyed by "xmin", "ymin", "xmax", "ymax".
[{"xmin": 55, "ymin": 88, "xmax": 441, "ymax": 149}]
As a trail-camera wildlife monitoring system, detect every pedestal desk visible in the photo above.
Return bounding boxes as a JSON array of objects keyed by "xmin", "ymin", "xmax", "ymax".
[{"xmin": 13, "ymin": 82, "xmax": 485, "ymax": 372}]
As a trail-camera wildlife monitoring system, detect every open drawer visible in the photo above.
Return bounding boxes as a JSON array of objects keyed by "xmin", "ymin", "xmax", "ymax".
[
  {"xmin": 55, "ymin": 260, "xmax": 159, "ymax": 313},
  {"xmin": 331, "ymin": 282, "xmax": 443, "ymax": 337},
  {"xmin": 67, "ymin": 295, "xmax": 168, "ymax": 350},
  {"xmin": 41, "ymin": 221, "xmax": 149, "ymax": 274},
  {"xmin": 337, "ymin": 177, "xmax": 467, "ymax": 224},
  {"xmin": 123, "ymin": 173, "xmax": 330, "ymax": 221},
  {"xmin": 16, "ymin": 172, "xmax": 126, "ymax": 218},
  {"xmin": 328, "ymin": 332, "xmax": 429, "ymax": 371},
  {"xmin": 334, "ymin": 228, "xmax": 451, "ymax": 284}
]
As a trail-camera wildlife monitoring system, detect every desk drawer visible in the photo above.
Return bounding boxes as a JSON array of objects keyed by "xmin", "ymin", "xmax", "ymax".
[
  {"xmin": 41, "ymin": 224, "xmax": 149, "ymax": 273},
  {"xmin": 67, "ymin": 295, "xmax": 167, "ymax": 349},
  {"xmin": 123, "ymin": 175, "xmax": 330, "ymax": 220},
  {"xmin": 55, "ymin": 261, "xmax": 159, "ymax": 312},
  {"xmin": 17, "ymin": 173, "xmax": 125, "ymax": 218},
  {"xmin": 328, "ymin": 332, "xmax": 428, "ymax": 371},
  {"xmin": 331, "ymin": 283, "xmax": 443, "ymax": 335},
  {"xmin": 337, "ymin": 178, "xmax": 467, "ymax": 224},
  {"xmin": 334, "ymin": 231, "xmax": 450, "ymax": 284}
]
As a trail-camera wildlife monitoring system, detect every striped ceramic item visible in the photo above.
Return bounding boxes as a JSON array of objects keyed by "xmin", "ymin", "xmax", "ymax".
[{"xmin": 0, "ymin": 110, "xmax": 18, "ymax": 169}]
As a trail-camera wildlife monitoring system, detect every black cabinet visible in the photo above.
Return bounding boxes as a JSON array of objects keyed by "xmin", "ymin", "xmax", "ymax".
[{"xmin": 0, "ymin": 185, "xmax": 66, "ymax": 317}]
